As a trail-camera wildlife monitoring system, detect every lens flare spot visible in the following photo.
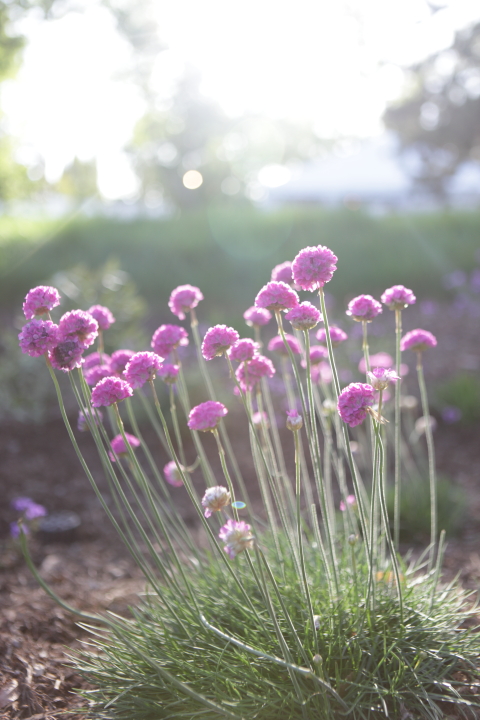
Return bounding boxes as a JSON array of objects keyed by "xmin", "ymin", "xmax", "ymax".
[
  {"xmin": 232, "ymin": 501, "xmax": 246, "ymax": 509},
  {"xmin": 183, "ymin": 169, "xmax": 203, "ymax": 189}
]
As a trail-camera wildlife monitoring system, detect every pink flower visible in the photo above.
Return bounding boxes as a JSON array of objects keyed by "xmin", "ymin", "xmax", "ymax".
[
  {"xmin": 124, "ymin": 352, "xmax": 163, "ymax": 389},
  {"xmin": 243, "ymin": 306, "xmax": 272, "ymax": 327},
  {"xmin": 286, "ymin": 409, "xmax": 303, "ymax": 431},
  {"xmin": 304, "ymin": 345, "xmax": 328, "ymax": 365},
  {"xmin": 316, "ymin": 326, "xmax": 347, "ymax": 346},
  {"xmin": 311, "ymin": 361, "xmax": 332, "ymax": 384},
  {"xmin": 252, "ymin": 411, "xmax": 268, "ymax": 426},
  {"xmin": 367, "ymin": 367, "xmax": 400, "ymax": 391},
  {"xmin": 227, "ymin": 338, "xmax": 259, "ymax": 363},
  {"xmin": 110, "ymin": 349, "xmax": 135, "ymax": 375},
  {"xmin": 292, "ymin": 245, "xmax": 338, "ymax": 291},
  {"xmin": 84, "ymin": 362, "xmax": 114, "ymax": 386},
  {"xmin": 337, "ymin": 383, "xmax": 375, "ymax": 427},
  {"xmin": 169, "ymin": 285, "xmax": 204, "ymax": 320},
  {"xmin": 49, "ymin": 339, "xmax": 85, "ymax": 371},
  {"xmin": 255, "ymin": 281, "xmax": 299, "ymax": 312},
  {"xmin": 202, "ymin": 485, "xmax": 231, "ymax": 517},
  {"xmin": 400, "ymin": 329, "xmax": 437, "ymax": 353},
  {"xmin": 23, "ymin": 286, "xmax": 61, "ymax": 320},
  {"xmin": 164, "ymin": 460, "xmax": 184, "ymax": 487},
  {"xmin": 157, "ymin": 363, "xmax": 180, "ymax": 384},
  {"xmin": 235, "ymin": 355, "xmax": 275, "ymax": 392},
  {"xmin": 109, "ymin": 433, "xmax": 141, "ymax": 461},
  {"xmin": 219, "ymin": 519, "xmax": 254, "ymax": 559},
  {"xmin": 151, "ymin": 324, "xmax": 189, "ymax": 357},
  {"xmin": 271, "ymin": 261, "xmax": 293, "ymax": 285},
  {"xmin": 83, "ymin": 352, "xmax": 111, "ymax": 370},
  {"xmin": 340, "ymin": 495, "xmax": 356, "ymax": 512},
  {"xmin": 188, "ymin": 401, "xmax": 228, "ymax": 431},
  {"xmin": 19, "ymin": 319, "xmax": 58, "ymax": 357},
  {"xmin": 285, "ymin": 302, "xmax": 322, "ymax": 330},
  {"xmin": 91, "ymin": 376, "xmax": 133, "ymax": 407},
  {"xmin": 202, "ymin": 325, "xmax": 239, "ymax": 360},
  {"xmin": 381, "ymin": 285, "xmax": 416, "ymax": 310},
  {"xmin": 88, "ymin": 305, "xmax": 115, "ymax": 331},
  {"xmin": 358, "ymin": 351, "xmax": 393, "ymax": 374},
  {"xmin": 346, "ymin": 295, "xmax": 382, "ymax": 322},
  {"xmin": 58, "ymin": 310, "xmax": 99, "ymax": 349},
  {"xmin": 268, "ymin": 334, "xmax": 301, "ymax": 355}
]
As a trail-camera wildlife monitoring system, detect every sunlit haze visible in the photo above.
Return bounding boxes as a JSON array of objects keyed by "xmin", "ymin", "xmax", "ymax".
[{"xmin": 3, "ymin": 0, "xmax": 480, "ymax": 199}]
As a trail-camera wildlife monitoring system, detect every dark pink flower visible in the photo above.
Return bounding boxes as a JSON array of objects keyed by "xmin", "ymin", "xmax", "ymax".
[
  {"xmin": 91, "ymin": 376, "xmax": 133, "ymax": 407},
  {"xmin": 83, "ymin": 352, "xmax": 111, "ymax": 370},
  {"xmin": 202, "ymin": 485, "xmax": 231, "ymax": 517},
  {"xmin": 346, "ymin": 295, "xmax": 382, "ymax": 322},
  {"xmin": 151, "ymin": 324, "xmax": 189, "ymax": 357},
  {"xmin": 58, "ymin": 310, "xmax": 99, "ymax": 349},
  {"xmin": 202, "ymin": 325, "xmax": 239, "ymax": 360},
  {"xmin": 227, "ymin": 338, "xmax": 259, "ymax": 363},
  {"xmin": 84, "ymin": 362, "xmax": 114, "ymax": 386},
  {"xmin": 285, "ymin": 302, "xmax": 321, "ymax": 330},
  {"xmin": 19, "ymin": 319, "xmax": 58, "ymax": 357},
  {"xmin": 243, "ymin": 306, "xmax": 272, "ymax": 327},
  {"xmin": 23, "ymin": 286, "xmax": 61, "ymax": 320},
  {"xmin": 110, "ymin": 349, "xmax": 135, "ymax": 375},
  {"xmin": 124, "ymin": 352, "xmax": 163, "ymax": 389},
  {"xmin": 188, "ymin": 401, "xmax": 228, "ymax": 431},
  {"xmin": 169, "ymin": 285, "xmax": 203, "ymax": 320},
  {"xmin": 164, "ymin": 460, "xmax": 184, "ymax": 487},
  {"xmin": 292, "ymin": 245, "xmax": 338, "ymax": 291},
  {"xmin": 235, "ymin": 355, "xmax": 275, "ymax": 392},
  {"xmin": 88, "ymin": 305, "xmax": 115, "ymax": 331},
  {"xmin": 337, "ymin": 383, "xmax": 375, "ymax": 427},
  {"xmin": 268, "ymin": 334, "xmax": 301, "ymax": 355},
  {"xmin": 109, "ymin": 433, "xmax": 141, "ymax": 461},
  {"xmin": 271, "ymin": 261, "xmax": 293, "ymax": 285},
  {"xmin": 400, "ymin": 329, "xmax": 437, "ymax": 353},
  {"xmin": 316, "ymin": 326, "xmax": 347, "ymax": 346},
  {"xmin": 255, "ymin": 281, "xmax": 299, "ymax": 312},
  {"xmin": 49, "ymin": 338, "xmax": 85, "ymax": 371},
  {"xmin": 157, "ymin": 363, "xmax": 179, "ymax": 384},
  {"xmin": 219, "ymin": 519, "xmax": 254, "ymax": 559},
  {"xmin": 381, "ymin": 285, "xmax": 416, "ymax": 310}
]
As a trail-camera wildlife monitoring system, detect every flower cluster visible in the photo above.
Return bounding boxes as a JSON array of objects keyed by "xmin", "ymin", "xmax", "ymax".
[
  {"xmin": 337, "ymin": 383, "xmax": 375, "ymax": 427},
  {"xmin": 316, "ymin": 325, "xmax": 347, "ymax": 346},
  {"xmin": 88, "ymin": 305, "xmax": 115, "ymax": 331},
  {"xmin": 400, "ymin": 329, "xmax": 437, "ymax": 353},
  {"xmin": 271, "ymin": 261, "xmax": 294, "ymax": 285},
  {"xmin": 381, "ymin": 285, "xmax": 416, "ymax": 310},
  {"xmin": 19, "ymin": 319, "xmax": 58, "ymax": 357},
  {"xmin": 151, "ymin": 325, "xmax": 189, "ymax": 357},
  {"xmin": 228, "ymin": 338, "xmax": 259, "ymax": 363},
  {"xmin": 202, "ymin": 486, "xmax": 231, "ymax": 517},
  {"xmin": 235, "ymin": 355, "xmax": 275, "ymax": 392},
  {"xmin": 346, "ymin": 295, "xmax": 382, "ymax": 322},
  {"xmin": 188, "ymin": 401, "xmax": 228, "ymax": 431},
  {"xmin": 285, "ymin": 302, "xmax": 321, "ymax": 330},
  {"xmin": 219, "ymin": 519, "xmax": 254, "ymax": 559},
  {"xmin": 124, "ymin": 352, "xmax": 163, "ymax": 389},
  {"xmin": 292, "ymin": 245, "xmax": 338, "ymax": 291},
  {"xmin": 58, "ymin": 310, "xmax": 99, "ymax": 349},
  {"xmin": 164, "ymin": 461, "xmax": 184, "ymax": 487},
  {"xmin": 243, "ymin": 306, "xmax": 272, "ymax": 327},
  {"xmin": 169, "ymin": 285, "xmax": 203, "ymax": 320},
  {"xmin": 91, "ymin": 377, "xmax": 133, "ymax": 407},
  {"xmin": 268, "ymin": 334, "xmax": 301, "ymax": 355},
  {"xmin": 255, "ymin": 281, "xmax": 299, "ymax": 312},
  {"xmin": 202, "ymin": 325, "xmax": 239, "ymax": 360},
  {"xmin": 23, "ymin": 286, "xmax": 61, "ymax": 320},
  {"xmin": 109, "ymin": 433, "xmax": 141, "ymax": 461}
]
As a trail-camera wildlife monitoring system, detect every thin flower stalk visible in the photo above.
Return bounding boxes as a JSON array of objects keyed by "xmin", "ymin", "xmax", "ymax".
[
  {"xmin": 394, "ymin": 308, "xmax": 402, "ymax": 551},
  {"xmin": 169, "ymin": 385, "xmax": 187, "ymax": 467}
]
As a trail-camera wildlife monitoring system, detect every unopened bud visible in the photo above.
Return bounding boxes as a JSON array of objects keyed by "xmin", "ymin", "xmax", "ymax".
[
  {"xmin": 286, "ymin": 409, "xmax": 303, "ymax": 431},
  {"xmin": 348, "ymin": 534, "xmax": 357, "ymax": 546},
  {"xmin": 313, "ymin": 654, "xmax": 322, "ymax": 664},
  {"xmin": 313, "ymin": 615, "xmax": 320, "ymax": 629}
]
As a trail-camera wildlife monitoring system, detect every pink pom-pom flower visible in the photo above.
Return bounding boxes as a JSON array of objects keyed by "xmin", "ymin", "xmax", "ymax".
[
  {"xmin": 271, "ymin": 261, "xmax": 293, "ymax": 285},
  {"xmin": 110, "ymin": 349, "xmax": 135, "ymax": 375},
  {"xmin": 235, "ymin": 355, "xmax": 275, "ymax": 392},
  {"xmin": 83, "ymin": 352, "xmax": 111, "ymax": 370},
  {"xmin": 292, "ymin": 245, "xmax": 338, "ymax": 291},
  {"xmin": 124, "ymin": 352, "xmax": 163, "ymax": 389},
  {"xmin": 188, "ymin": 401, "xmax": 228, "ymax": 432},
  {"xmin": 285, "ymin": 302, "xmax": 322, "ymax": 331},
  {"xmin": 91, "ymin": 376, "xmax": 133, "ymax": 407},
  {"xmin": 84, "ymin": 362, "xmax": 114, "ymax": 386},
  {"xmin": 49, "ymin": 338, "xmax": 85, "ymax": 371},
  {"xmin": 311, "ymin": 361, "xmax": 332, "ymax": 384},
  {"xmin": 163, "ymin": 460, "xmax": 184, "ymax": 487},
  {"xmin": 88, "ymin": 305, "xmax": 115, "ymax": 331},
  {"xmin": 157, "ymin": 363, "xmax": 180, "ymax": 384},
  {"xmin": 202, "ymin": 486, "xmax": 231, "ymax": 517},
  {"xmin": 316, "ymin": 326, "xmax": 347, "ymax": 346},
  {"xmin": 400, "ymin": 329, "xmax": 437, "ymax": 353},
  {"xmin": 303, "ymin": 345, "xmax": 328, "ymax": 366},
  {"xmin": 337, "ymin": 383, "xmax": 375, "ymax": 427},
  {"xmin": 255, "ymin": 281, "xmax": 299, "ymax": 312},
  {"xmin": 19, "ymin": 319, "xmax": 58, "ymax": 357},
  {"xmin": 202, "ymin": 325, "xmax": 240, "ymax": 360},
  {"xmin": 227, "ymin": 338, "xmax": 259, "ymax": 363},
  {"xmin": 243, "ymin": 306, "xmax": 272, "ymax": 327},
  {"xmin": 381, "ymin": 285, "xmax": 416, "ymax": 310},
  {"xmin": 58, "ymin": 310, "xmax": 99, "ymax": 349},
  {"xmin": 23, "ymin": 286, "xmax": 61, "ymax": 320},
  {"xmin": 346, "ymin": 295, "xmax": 382, "ymax": 322},
  {"xmin": 268, "ymin": 334, "xmax": 301, "ymax": 355},
  {"xmin": 219, "ymin": 519, "xmax": 254, "ymax": 559},
  {"xmin": 169, "ymin": 285, "xmax": 204, "ymax": 320},
  {"xmin": 109, "ymin": 433, "xmax": 141, "ymax": 461},
  {"xmin": 151, "ymin": 324, "xmax": 189, "ymax": 357}
]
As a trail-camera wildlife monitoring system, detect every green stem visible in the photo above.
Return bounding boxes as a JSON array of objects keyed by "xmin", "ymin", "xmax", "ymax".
[
  {"xmin": 416, "ymin": 352, "xmax": 437, "ymax": 571},
  {"xmin": 394, "ymin": 308, "xmax": 402, "ymax": 551}
]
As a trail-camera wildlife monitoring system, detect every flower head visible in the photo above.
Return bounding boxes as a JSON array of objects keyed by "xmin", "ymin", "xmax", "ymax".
[
  {"xmin": 84, "ymin": 362, "xmax": 114, "ymax": 386},
  {"xmin": 271, "ymin": 261, "xmax": 293, "ymax": 285},
  {"xmin": 255, "ymin": 281, "xmax": 299, "ymax": 312},
  {"xmin": 19, "ymin": 319, "xmax": 58, "ymax": 357},
  {"xmin": 58, "ymin": 310, "xmax": 99, "ymax": 349},
  {"xmin": 202, "ymin": 485, "xmax": 231, "ymax": 517},
  {"xmin": 151, "ymin": 324, "xmax": 189, "ymax": 357},
  {"xmin": 400, "ymin": 329, "xmax": 437, "ymax": 353},
  {"xmin": 202, "ymin": 325, "xmax": 239, "ymax": 360},
  {"xmin": 157, "ymin": 363, "xmax": 179, "ymax": 384},
  {"xmin": 292, "ymin": 245, "xmax": 338, "ymax": 291},
  {"xmin": 268, "ymin": 334, "xmax": 301, "ymax": 355},
  {"xmin": 169, "ymin": 284, "xmax": 204, "ymax": 320},
  {"xmin": 340, "ymin": 495, "xmax": 356, "ymax": 512},
  {"xmin": 88, "ymin": 305, "xmax": 115, "ymax": 331},
  {"xmin": 91, "ymin": 376, "xmax": 133, "ymax": 407},
  {"xmin": 316, "ymin": 326, "xmax": 347, "ymax": 346},
  {"xmin": 337, "ymin": 383, "xmax": 375, "ymax": 427},
  {"xmin": 286, "ymin": 409, "xmax": 303, "ymax": 431},
  {"xmin": 109, "ymin": 433, "xmax": 140, "ymax": 461},
  {"xmin": 243, "ymin": 306, "xmax": 272, "ymax": 327},
  {"xmin": 110, "ymin": 349, "xmax": 135, "ymax": 375},
  {"xmin": 358, "ymin": 351, "xmax": 393, "ymax": 374},
  {"xmin": 23, "ymin": 286, "xmax": 61, "ymax": 320},
  {"xmin": 381, "ymin": 285, "xmax": 416, "ymax": 310},
  {"xmin": 124, "ymin": 352, "xmax": 163, "ymax": 389},
  {"xmin": 285, "ymin": 302, "xmax": 322, "ymax": 330},
  {"xmin": 49, "ymin": 338, "xmax": 84, "ymax": 371},
  {"xmin": 11, "ymin": 497, "xmax": 47, "ymax": 520},
  {"xmin": 83, "ymin": 351, "xmax": 111, "ymax": 370},
  {"xmin": 219, "ymin": 519, "xmax": 254, "ymax": 559},
  {"xmin": 305, "ymin": 345, "xmax": 328, "ymax": 365},
  {"xmin": 235, "ymin": 355, "xmax": 275, "ymax": 392},
  {"xmin": 346, "ymin": 295, "xmax": 382, "ymax": 322},
  {"xmin": 228, "ymin": 338, "xmax": 259, "ymax": 363},
  {"xmin": 188, "ymin": 401, "xmax": 228, "ymax": 431},
  {"xmin": 311, "ymin": 361, "xmax": 332, "ymax": 384},
  {"xmin": 367, "ymin": 367, "xmax": 400, "ymax": 391}
]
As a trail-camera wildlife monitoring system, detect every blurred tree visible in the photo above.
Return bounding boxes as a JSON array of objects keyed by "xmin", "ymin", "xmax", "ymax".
[
  {"xmin": 55, "ymin": 157, "xmax": 98, "ymax": 199},
  {"xmin": 384, "ymin": 21, "xmax": 480, "ymax": 200}
]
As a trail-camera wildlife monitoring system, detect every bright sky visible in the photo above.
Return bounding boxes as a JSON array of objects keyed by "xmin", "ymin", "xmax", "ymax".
[{"xmin": 2, "ymin": 0, "xmax": 480, "ymax": 199}]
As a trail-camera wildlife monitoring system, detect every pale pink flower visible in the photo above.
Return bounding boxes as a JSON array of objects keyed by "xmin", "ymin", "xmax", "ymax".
[
  {"xmin": 252, "ymin": 411, "xmax": 268, "ymax": 426},
  {"xmin": 19, "ymin": 319, "xmax": 58, "ymax": 357},
  {"xmin": 91, "ymin": 376, "xmax": 133, "ymax": 407},
  {"xmin": 255, "ymin": 281, "xmax": 299, "ymax": 312},
  {"xmin": 271, "ymin": 261, "xmax": 293, "ymax": 285},
  {"xmin": 227, "ymin": 338, "xmax": 259, "ymax": 363},
  {"xmin": 84, "ymin": 362, "xmax": 114, "ymax": 386},
  {"xmin": 49, "ymin": 339, "xmax": 84, "ymax": 371},
  {"xmin": 188, "ymin": 401, "xmax": 228, "ymax": 431},
  {"xmin": 83, "ymin": 352, "xmax": 111, "ymax": 370},
  {"xmin": 367, "ymin": 367, "xmax": 400, "ymax": 391},
  {"xmin": 337, "ymin": 383, "xmax": 375, "ymax": 427},
  {"xmin": 381, "ymin": 285, "xmax": 416, "ymax": 310},
  {"xmin": 285, "ymin": 302, "xmax": 322, "ymax": 330},
  {"xmin": 303, "ymin": 345, "xmax": 328, "ymax": 366},
  {"xmin": 58, "ymin": 310, "xmax": 99, "ymax": 349},
  {"xmin": 151, "ymin": 324, "xmax": 188, "ymax": 357},
  {"xmin": 110, "ymin": 349, "xmax": 135, "ymax": 375},
  {"xmin": 311, "ymin": 361, "xmax": 332, "ymax": 384},
  {"xmin": 346, "ymin": 295, "xmax": 382, "ymax": 322},
  {"xmin": 88, "ymin": 305, "xmax": 115, "ymax": 331},
  {"xmin": 23, "ymin": 286, "xmax": 61, "ymax": 320},
  {"xmin": 169, "ymin": 285, "xmax": 203, "ymax": 320},
  {"xmin": 292, "ymin": 245, "xmax": 338, "ymax": 291},
  {"xmin": 243, "ymin": 306, "xmax": 272, "ymax": 327},
  {"xmin": 124, "ymin": 352, "xmax": 163, "ymax": 389},
  {"xmin": 109, "ymin": 433, "xmax": 140, "ymax": 461},
  {"xmin": 164, "ymin": 461, "xmax": 184, "ymax": 487},
  {"xmin": 340, "ymin": 495, "xmax": 356, "ymax": 512},
  {"xmin": 400, "ymin": 329, "xmax": 437, "ymax": 353},
  {"xmin": 202, "ymin": 325, "xmax": 239, "ymax": 360},
  {"xmin": 219, "ymin": 519, "xmax": 254, "ymax": 559},
  {"xmin": 268, "ymin": 334, "xmax": 301, "ymax": 355},
  {"xmin": 157, "ymin": 363, "xmax": 179, "ymax": 384},
  {"xmin": 358, "ymin": 351, "xmax": 393, "ymax": 374},
  {"xmin": 316, "ymin": 326, "xmax": 347, "ymax": 346},
  {"xmin": 235, "ymin": 355, "xmax": 275, "ymax": 392},
  {"xmin": 202, "ymin": 486, "xmax": 231, "ymax": 517}
]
